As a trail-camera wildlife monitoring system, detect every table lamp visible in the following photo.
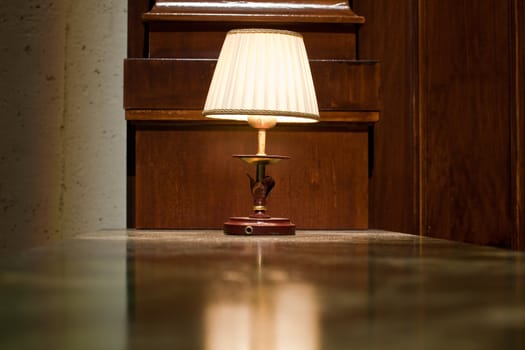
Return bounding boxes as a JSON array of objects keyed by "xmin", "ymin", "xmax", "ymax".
[{"xmin": 203, "ymin": 28, "xmax": 319, "ymax": 235}]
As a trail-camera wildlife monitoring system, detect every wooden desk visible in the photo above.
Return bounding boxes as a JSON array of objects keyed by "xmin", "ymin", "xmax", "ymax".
[{"xmin": 1, "ymin": 230, "xmax": 524, "ymax": 349}]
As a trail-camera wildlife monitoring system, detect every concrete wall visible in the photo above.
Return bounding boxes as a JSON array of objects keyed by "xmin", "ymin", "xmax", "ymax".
[{"xmin": 0, "ymin": 0, "xmax": 127, "ymax": 253}]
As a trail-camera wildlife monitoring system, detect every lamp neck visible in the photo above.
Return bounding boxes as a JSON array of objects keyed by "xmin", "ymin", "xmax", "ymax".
[{"xmin": 256, "ymin": 129, "xmax": 267, "ymax": 156}]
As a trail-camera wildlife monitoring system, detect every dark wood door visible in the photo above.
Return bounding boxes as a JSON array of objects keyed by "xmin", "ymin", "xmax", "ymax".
[{"xmin": 356, "ymin": 0, "xmax": 524, "ymax": 249}]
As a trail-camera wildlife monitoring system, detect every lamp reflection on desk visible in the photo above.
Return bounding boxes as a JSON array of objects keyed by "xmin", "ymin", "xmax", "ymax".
[
  {"xmin": 205, "ymin": 283, "xmax": 319, "ymax": 350},
  {"xmin": 204, "ymin": 243, "xmax": 319, "ymax": 350},
  {"xmin": 203, "ymin": 28, "xmax": 319, "ymax": 236}
]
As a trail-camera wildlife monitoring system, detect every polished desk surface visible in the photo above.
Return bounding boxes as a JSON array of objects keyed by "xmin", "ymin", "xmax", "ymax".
[{"xmin": 1, "ymin": 230, "xmax": 524, "ymax": 350}]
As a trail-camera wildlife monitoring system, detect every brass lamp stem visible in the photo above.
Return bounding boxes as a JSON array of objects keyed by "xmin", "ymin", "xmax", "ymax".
[
  {"xmin": 257, "ymin": 129, "xmax": 267, "ymax": 156},
  {"xmin": 256, "ymin": 162, "xmax": 266, "ymax": 182},
  {"xmin": 248, "ymin": 116, "xmax": 276, "ymax": 156}
]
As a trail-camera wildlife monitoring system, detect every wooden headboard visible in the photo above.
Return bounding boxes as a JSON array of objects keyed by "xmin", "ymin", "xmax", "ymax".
[{"xmin": 125, "ymin": 0, "xmax": 381, "ymax": 229}]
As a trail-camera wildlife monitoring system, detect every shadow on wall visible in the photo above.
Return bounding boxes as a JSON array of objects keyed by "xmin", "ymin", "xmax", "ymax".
[{"xmin": 0, "ymin": 0, "xmax": 127, "ymax": 254}]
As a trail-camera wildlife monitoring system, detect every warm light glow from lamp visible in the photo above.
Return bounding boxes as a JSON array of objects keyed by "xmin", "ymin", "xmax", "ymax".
[{"xmin": 203, "ymin": 28, "xmax": 319, "ymax": 235}]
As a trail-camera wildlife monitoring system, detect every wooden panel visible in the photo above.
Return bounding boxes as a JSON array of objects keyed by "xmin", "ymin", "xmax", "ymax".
[
  {"xmin": 127, "ymin": 0, "xmax": 153, "ymax": 228},
  {"xmin": 134, "ymin": 124, "xmax": 369, "ymax": 229},
  {"xmin": 358, "ymin": 0, "xmax": 524, "ymax": 249},
  {"xmin": 517, "ymin": 0, "xmax": 525, "ymax": 250},
  {"xmin": 124, "ymin": 59, "xmax": 214, "ymax": 110},
  {"xmin": 354, "ymin": 0, "xmax": 418, "ymax": 234},
  {"xmin": 420, "ymin": 0, "xmax": 514, "ymax": 247},
  {"xmin": 145, "ymin": 1, "xmax": 362, "ymax": 59},
  {"xmin": 124, "ymin": 59, "xmax": 381, "ymax": 111},
  {"xmin": 127, "ymin": 0, "xmax": 152, "ymax": 58},
  {"xmin": 126, "ymin": 110, "xmax": 380, "ymax": 123},
  {"xmin": 148, "ymin": 27, "xmax": 226, "ymax": 59},
  {"xmin": 144, "ymin": 0, "xmax": 364, "ymax": 23},
  {"xmin": 148, "ymin": 26, "xmax": 358, "ymax": 60}
]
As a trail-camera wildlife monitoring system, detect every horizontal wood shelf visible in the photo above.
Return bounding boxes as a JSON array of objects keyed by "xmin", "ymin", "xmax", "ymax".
[
  {"xmin": 124, "ymin": 58, "xmax": 381, "ymax": 111},
  {"xmin": 126, "ymin": 109, "xmax": 379, "ymax": 124},
  {"xmin": 148, "ymin": 28, "xmax": 359, "ymax": 59},
  {"xmin": 143, "ymin": 0, "xmax": 365, "ymax": 24}
]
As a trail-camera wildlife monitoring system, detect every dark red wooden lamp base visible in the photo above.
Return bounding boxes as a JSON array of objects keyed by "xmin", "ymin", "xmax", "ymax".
[
  {"xmin": 224, "ymin": 217, "xmax": 295, "ymax": 235},
  {"xmin": 224, "ymin": 155, "xmax": 295, "ymax": 236}
]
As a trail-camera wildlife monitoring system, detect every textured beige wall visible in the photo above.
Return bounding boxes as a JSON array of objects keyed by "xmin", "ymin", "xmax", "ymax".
[{"xmin": 0, "ymin": 0, "xmax": 127, "ymax": 253}]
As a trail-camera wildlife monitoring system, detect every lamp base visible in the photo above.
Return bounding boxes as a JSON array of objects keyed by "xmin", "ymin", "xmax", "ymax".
[{"xmin": 224, "ymin": 217, "xmax": 295, "ymax": 235}]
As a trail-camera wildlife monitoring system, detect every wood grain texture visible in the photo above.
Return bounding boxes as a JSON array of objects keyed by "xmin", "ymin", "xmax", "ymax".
[
  {"xmin": 124, "ymin": 59, "xmax": 381, "ymax": 111},
  {"xmin": 127, "ymin": 0, "xmax": 152, "ymax": 58},
  {"xmin": 148, "ymin": 26, "xmax": 358, "ymax": 60},
  {"xmin": 127, "ymin": 0, "xmax": 152, "ymax": 228},
  {"xmin": 420, "ymin": 0, "xmax": 514, "ymax": 247},
  {"xmin": 126, "ymin": 110, "xmax": 379, "ymax": 123},
  {"xmin": 354, "ymin": 0, "xmax": 418, "ymax": 234},
  {"xmin": 134, "ymin": 124, "xmax": 369, "ymax": 229},
  {"xmin": 516, "ymin": 0, "xmax": 525, "ymax": 250},
  {"xmin": 357, "ymin": 0, "xmax": 524, "ymax": 248},
  {"xmin": 144, "ymin": 0, "xmax": 364, "ymax": 23}
]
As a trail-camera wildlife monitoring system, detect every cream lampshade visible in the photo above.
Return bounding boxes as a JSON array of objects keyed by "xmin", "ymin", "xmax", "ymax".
[
  {"xmin": 203, "ymin": 28, "xmax": 319, "ymax": 156},
  {"xmin": 203, "ymin": 28, "xmax": 319, "ymax": 236},
  {"xmin": 203, "ymin": 28, "xmax": 319, "ymax": 123}
]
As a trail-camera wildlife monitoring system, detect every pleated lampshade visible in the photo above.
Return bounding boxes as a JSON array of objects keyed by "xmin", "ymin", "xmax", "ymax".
[{"xmin": 203, "ymin": 29, "xmax": 319, "ymax": 123}]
